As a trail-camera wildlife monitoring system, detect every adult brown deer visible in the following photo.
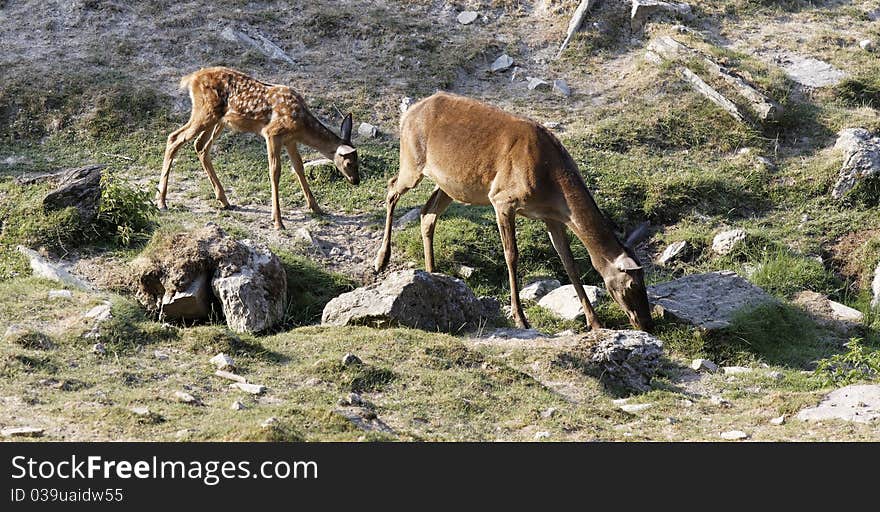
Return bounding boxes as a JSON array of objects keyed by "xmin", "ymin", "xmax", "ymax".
[
  {"xmin": 157, "ymin": 66, "xmax": 359, "ymax": 229},
  {"xmin": 374, "ymin": 92, "xmax": 653, "ymax": 331}
]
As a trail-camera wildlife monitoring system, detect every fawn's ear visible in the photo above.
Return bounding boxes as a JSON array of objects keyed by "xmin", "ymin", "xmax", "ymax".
[{"xmin": 341, "ymin": 113, "xmax": 353, "ymax": 142}]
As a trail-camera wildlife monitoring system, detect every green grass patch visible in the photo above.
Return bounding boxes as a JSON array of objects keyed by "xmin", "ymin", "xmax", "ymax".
[{"xmin": 275, "ymin": 251, "xmax": 355, "ymax": 327}]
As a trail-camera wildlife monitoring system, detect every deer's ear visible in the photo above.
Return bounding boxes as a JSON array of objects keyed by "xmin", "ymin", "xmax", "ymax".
[{"xmin": 341, "ymin": 113, "xmax": 353, "ymax": 142}]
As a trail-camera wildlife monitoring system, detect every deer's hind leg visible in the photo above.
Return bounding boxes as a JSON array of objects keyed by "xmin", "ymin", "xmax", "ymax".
[
  {"xmin": 157, "ymin": 116, "xmax": 216, "ymax": 210},
  {"xmin": 420, "ymin": 186, "xmax": 453, "ymax": 273},
  {"xmin": 194, "ymin": 122, "xmax": 230, "ymax": 209},
  {"xmin": 545, "ymin": 219, "xmax": 603, "ymax": 330}
]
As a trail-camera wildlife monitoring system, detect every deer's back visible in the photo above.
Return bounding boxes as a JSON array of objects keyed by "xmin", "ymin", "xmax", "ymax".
[{"xmin": 401, "ymin": 92, "xmax": 577, "ymax": 209}]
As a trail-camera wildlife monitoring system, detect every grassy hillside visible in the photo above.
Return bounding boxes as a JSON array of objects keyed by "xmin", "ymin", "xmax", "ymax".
[{"xmin": 1, "ymin": 0, "xmax": 879, "ymax": 441}]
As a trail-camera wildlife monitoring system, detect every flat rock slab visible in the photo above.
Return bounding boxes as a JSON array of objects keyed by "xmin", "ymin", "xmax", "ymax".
[
  {"xmin": 648, "ymin": 271, "xmax": 776, "ymax": 330},
  {"xmin": 1, "ymin": 426, "xmax": 44, "ymax": 438},
  {"xmin": 322, "ymin": 270, "xmax": 497, "ymax": 333},
  {"xmin": 776, "ymin": 54, "xmax": 845, "ymax": 88},
  {"xmin": 797, "ymin": 385, "xmax": 880, "ymax": 423}
]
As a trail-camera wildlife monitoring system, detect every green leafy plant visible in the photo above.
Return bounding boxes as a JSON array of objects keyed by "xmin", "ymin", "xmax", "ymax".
[
  {"xmin": 813, "ymin": 339, "xmax": 880, "ymax": 387},
  {"xmin": 96, "ymin": 172, "xmax": 157, "ymax": 247}
]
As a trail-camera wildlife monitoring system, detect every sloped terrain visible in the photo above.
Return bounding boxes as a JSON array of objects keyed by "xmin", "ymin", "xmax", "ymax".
[{"xmin": 1, "ymin": 0, "xmax": 880, "ymax": 441}]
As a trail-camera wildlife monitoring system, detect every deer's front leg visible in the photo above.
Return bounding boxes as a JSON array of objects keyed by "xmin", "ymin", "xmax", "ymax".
[
  {"xmin": 266, "ymin": 136, "xmax": 285, "ymax": 230},
  {"xmin": 286, "ymin": 143, "xmax": 323, "ymax": 215},
  {"xmin": 493, "ymin": 201, "xmax": 529, "ymax": 329},
  {"xmin": 374, "ymin": 177, "xmax": 401, "ymax": 273}
]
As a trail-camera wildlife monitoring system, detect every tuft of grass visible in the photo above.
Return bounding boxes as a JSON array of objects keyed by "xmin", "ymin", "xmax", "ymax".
[
  {"xmin": 749, "ymin": 250, "xmax": 841, "ymax": 299},
  {"xmin": 274, "ymin": 251, "xmax": 355, "ymax": 327},
  {"xmin": 836, "ymin": 76, "xmax": 880, "ymax": 110},
  {"xmin": 812, "ymin": 338, "xmax": 880, "ymax": 386}
]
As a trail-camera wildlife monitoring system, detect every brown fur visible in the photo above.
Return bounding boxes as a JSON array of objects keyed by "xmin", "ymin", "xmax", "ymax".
[
  {"xmin": 374, "ymin": 92, "xmax": 653, "ymax": 331},
  {"xmin": 157, "ymin": 67, "xmax": 358, "ymax": 228}
]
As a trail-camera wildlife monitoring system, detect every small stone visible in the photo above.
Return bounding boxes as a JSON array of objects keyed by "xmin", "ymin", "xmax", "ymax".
[
  {"xmin": 342, "ymin": 353, "xmax": 362, "ymax": 366},
  {"xmin": 395, "ymin": 207, "xmax": 421, "ymax": 228},
  {"xmin": 860, "ymin": 39, "xmax": 875, "ymax": 52},
  {"xmin": 85, "ymin": 304, "xmax": 112, "ymax": 322},
  {"xmin": 519, "ymin": 279, "xmax": 561, "ymax": 302},
  {"xmin": 620, "ymin": 403, "xmax": 653, "ymax": 414},
  {"xmin": 92, "ymin": 342, "xmax": 106, "ymax": 355},
  {"xmin": 722, "ymin": 366, "xmax": 752, "ymax": 375},
  {"xmin": 491, "ymin": 54, "xmax": 514, "ymax": 72},
  {"xmin": 527, "ymin": 77, "xmax": 550, "ymax": 91},
  {"xmin": 666, "ymin": 417, "xmax": 678, "ymax": 424},
  {"xmin": 153, "ymin": 350, "xmax": 169, "ymax": 360},
  {"xmin": 215, "ymin": 370, "xmax": 247, "ymax": 383},
  {"xmin": 261, "ymin": 417, "xmax": 279, "ymax": 428},
  {"xmin": 455, "ymin": 265, "xmax": 475, "ymax": 278},
  {"xmin": 230, "ymin": 400, "xmax": 246, "ymax": 411},
  {"xmin": 357, "ymin": 122, "xmax": 378, "ymax": 138},
  {"xmin": 232, "ymin": 382, "xmax": 266, "ymax": 395},
  {"xmin": 534, "ymin": 431, "xmax": 551, "ymax": 440},
  {"xmin": 720, "ymin": 430, "xmax": 749, "ymax": 440},
  {"xmin": 174, "ymin": 391, "xmax": 198, "ymax": 404},
  {"xmin": 543, "ymin": 121, "xmax": 561, "ymax": 130},
  {"xmin": 48, "ymin": 289, "xmax": 72, "ymax": 299},
  {"xmin": 347, "ymin": 392, "xmax": 366, "ymax": 407},
  {"xmin": 540, "ymin": 408, "xmax": 557, "ymax": 419},
  {"xmin": 767, "ymin": 371, "xmax": 783, "ymax": 381},
  {"xmin": 399, "ymin": 96, "xmax": 414, "ymax": 114},
  {"xmin": 770, "ymin": 415, "xmax": 786, "ymax": 425},
  {"xmin": 691, "ymin": 358, "xmax": 718, "ymax": 373},
  {"xmin": 656, "ymin": 240, "xmax": 688, "ymax": 266},
  {"xmin": 1, "ymin": 426, "xmax": 44, "ymax": 438},
  {"xmin": 710, "ymin": 396, "xmax": 732, "ymax": 408},
  {"xmin": 457, "ymin": 10, "xmax": 478, "ymax": 25},
  {"xmin": 712, "ymin": 229, "xmax": 747, "ymax": 255},
  {"xmin": 209, "ymin": 353, "xmax": 235, "ymax": 370},
  {"xmin": 130, "ymin": 407, "xmax": 162, "ymax": 423},
  {"xmin": 552, "ymin": 79, "xmax": 571, "ymax": 97}
]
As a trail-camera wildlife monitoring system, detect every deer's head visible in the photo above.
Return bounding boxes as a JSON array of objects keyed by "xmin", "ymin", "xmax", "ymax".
[
  {"xmin": 335, "ymin": 113, "xmax": 359, "ymax": 185},
  {"xmin": 603, "ymin": 223, "xmax": 654, "ymax": 332}
]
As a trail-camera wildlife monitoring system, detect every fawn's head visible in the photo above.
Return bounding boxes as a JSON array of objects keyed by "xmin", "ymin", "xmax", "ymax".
[
  {"xmin": 603, "ymin": 223, "xmax": 654, "ymax": 332},
  {"xmin": 335, "ymin": 113, "xmax": 359, "ymax": 185}
]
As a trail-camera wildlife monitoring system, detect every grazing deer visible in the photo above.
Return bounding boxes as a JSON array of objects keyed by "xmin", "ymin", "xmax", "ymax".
[
  {"xmin": 157, "ymin": 66, "xmax": 359, "ymax": 229},
  {"xmin": 374, "ymin": 92, "xmax": 653, "ymax": 331}
]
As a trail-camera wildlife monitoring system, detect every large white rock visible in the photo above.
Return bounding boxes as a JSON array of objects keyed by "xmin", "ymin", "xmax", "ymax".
[
  {"xmin": 17, "ymin": 246, "xmax": 91, "ymax": 290},
  {"xmin": 712, "ymin": 229, "xmax": 747, "ymax": 255},
  {"xmin": 797, "ymin": 385, "xmax": 880, "ymax": 423},
  {"xmin": 519, "ymin": 279, "xmax": 561, "ymax": 302},
  {"xmin": 831, "ymin": 128, "xmax": 880, "ymax": 200},
  {"xmin": 321, "ymin": 270, "xmax": 498, "ymax": 332},
  {"xmin": 212, "ymin": 239, "xmax": 287, "ymax": 334},
  {"xmin": 537, "ymin": 284, "xmax": 605, "ymax": 321},
  {"xmin": 648, "ymin": 271, "xmax": 776, "ymax": 330},
  {"xmin": 491, "ymin": 54, "xmax": 514, "ymax": 72},
  {"xmin": 457, "ymin": 11, "xmax": 478, "ymax": 25},
  {"xmin": 777, "ymin": 54, "xmax": 845, "ymax": 88}
]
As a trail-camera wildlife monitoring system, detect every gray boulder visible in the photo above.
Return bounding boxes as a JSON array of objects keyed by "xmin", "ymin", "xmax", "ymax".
[
  {"xmin": 321, "ymin": 270, "xmax": 497, "ymax": 332},
  {"xmin": 519, "ymin": 278, "xmax": 561, "ymax": 302},
  {"xmin": 132, "ymin": 224, "xmax": 286, "ymax": 333},
  {"xmin": 491, "ymin": 54, "xmax": 513, "ymax": 72},
  {"xmin": 579, "ymin": 329, "xmax": 664, "ymax": 392},
  {"xmin": 793, "ymin": 291, "xmax": 863, "ymax": 331},
  {"xmin": 212, "ymin": 239, "xmax": 287, "ymax": 334},
  {"xmin": 776, "ymin": 53, "xmax": 845, "ymax": 88},
  {"xmin": 42, "ymin": 164, "xmax": 104, "ymax": 224},
  {"xmin": 648, "ymin": 271, "xmax": 776, "ymax": 330},
  {"xmin": 831, "ymin": 128, "xmax": 880, "ymax": 199},
  {"xmin": 537, "ymin": 284, "xmax": 605, "ymax": 321}
]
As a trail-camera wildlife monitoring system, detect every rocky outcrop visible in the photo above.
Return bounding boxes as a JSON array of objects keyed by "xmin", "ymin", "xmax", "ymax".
[
  {"xmin": 42, "ymin": 164, "xmax": 104, "ymax": 223},
  {"xmin": 793, "ymin": 291, "xmax": 863, "ymax": 331},
  {"xmin": 631, "ymin": 1, "xmax": 693, "ymax": 32},
  {"xmin": 321, "ymin": 270, "xmax": 498, "ymax": 332},
  {"xmin": 831, "ymin": 128, "xmax": 880, "ymax": 200},
  {"xmin": 577, "ymin": 329, "xmax": 664, "ymax": 392},
  {"xmin": 712, "ymin": 229, "xmax": 747, "ymax": 255},
  {"xmin": 656, "ymin": 240, "xmax": 689, "ymax": 266},
  {"xmin": 132, "ymin": 224, "xmax": 286, "ymax": 334},
  {"xmin": 648, "ymin": 271, "xmax": 776, "ymax": 330}
]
